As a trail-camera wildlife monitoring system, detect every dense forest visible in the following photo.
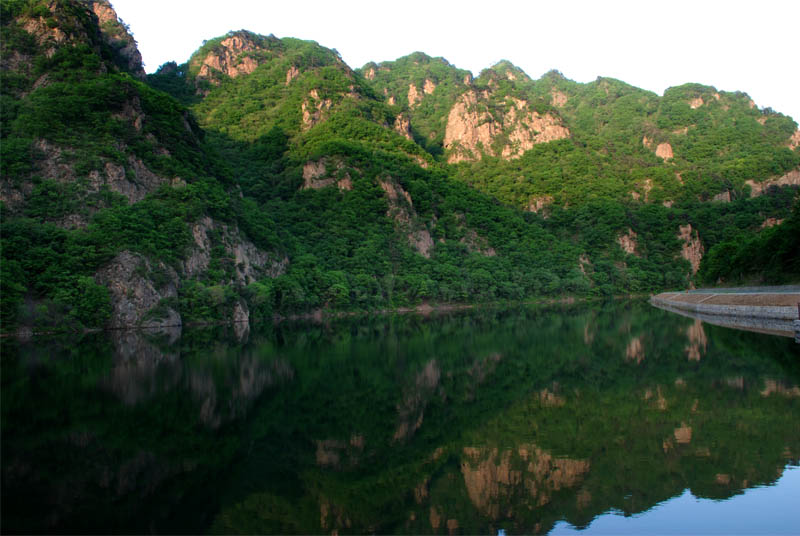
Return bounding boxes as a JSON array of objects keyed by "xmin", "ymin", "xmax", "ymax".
[{"xmin": 1, "ymin": 0, "xmax": 798, "ymax": 333}]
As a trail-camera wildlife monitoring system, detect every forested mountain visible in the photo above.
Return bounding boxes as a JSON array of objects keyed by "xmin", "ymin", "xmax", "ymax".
[{"xmin": 1, "ymin": 0, "xmax": 798, "ymax": 333}]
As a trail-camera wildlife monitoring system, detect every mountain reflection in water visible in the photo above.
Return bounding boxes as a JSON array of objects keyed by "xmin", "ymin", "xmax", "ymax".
[{"xmin": 2, "ymin": 300, "xmax": 799, "ymax": 534}]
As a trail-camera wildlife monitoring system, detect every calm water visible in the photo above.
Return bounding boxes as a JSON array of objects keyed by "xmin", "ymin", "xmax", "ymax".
[{"xmin": 2, "ymin": 300, "xmax": 799, "ymax": 534}]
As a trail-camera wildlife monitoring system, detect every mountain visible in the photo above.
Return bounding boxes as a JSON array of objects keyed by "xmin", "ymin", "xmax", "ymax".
[{"xmin": 1, "ymin": 0, "xmax": 798, "ymax": 333}]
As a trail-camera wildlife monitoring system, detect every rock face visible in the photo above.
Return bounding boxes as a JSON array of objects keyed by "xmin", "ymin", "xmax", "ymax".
[
  {"xmin": 17, "ymin": 2, "xmax": 92, "ymax": 59},
  {"xmin": 789, "ymin": 130, "xmax": 800, "ymax": 150},
  {"xmin": 302, "ymin": 157, "xmax": 356, "ymax": 191},
  {"xmin": 745, "ymin": 168, "xmax": 800, "ymax": 197},
  {"xmin": 394, "ymin": 113, "xmax": 413, "ymax": 140},
  {"xmin": 643, "ymin": 137, "xmax": 674, "ymax": 160},
  {"xmin": 379, "ymin": 177, "xmax": 433, "ymax": 258},
  {"xmin": 444, "ymin": 91, "xmax": 569, "ymax": 163},
  {"xmin": 285, "ymin": 65, "xmax": 299, "ymax": 85},
  {"xmin": 527, "ymin": 195, "xmax": 554, "ymax": 216},
  {"xmin": 301, "ymin": 89, "xmax": 333, "ymax": 129},
  {"xmin": 550, "ymin": 90, "xmax": 568, "ymax": 107},
  {"xmin": 712, "ymin": 190, "xmax": 731, "ymax": 203},
  {"xmin": 95, "ymin": 251, "xmax": 181, "ymax": 329},
  {"xmin": 193, "ymin": 31, "xmax": 276, "ymax": 83},
  {"xmin": 7, "ymin": 138, "xmax": 175, "ymax": 225},
  {"xmin": 182, "ymin": 216, "xmax": 288, "ymax": 284},
  {"xmin": 760, "ymin": 217, "xmax": 784, "ymax": 228},
  {"xmin": 617, "ymin": 228, "xmax": 639, "ymax": 256},
  {"xmin": 0, "ymin": 137, "xmax": 175, "ymax": 226},
  {"xmin": 407, "ymin": 83, "xmax": 422, "ymax": 107},
  {"xmin": 88, "ymin": 0, "xmax": 145, "ymax": 79},
  {"xmin": 677, "ymin": 224, "xmax": 704, "ymax": 275},
  {"xmin": 656, "ymin": 142, "xmax": 673, "ymax": 160}
]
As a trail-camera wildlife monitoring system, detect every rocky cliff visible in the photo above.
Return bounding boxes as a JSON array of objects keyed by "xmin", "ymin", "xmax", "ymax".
[
  {"xmin": 189, "ymin": 30, "xmax": 281, "ymax": 84},
  {"xmin": 0, "ymin": 1, "xmax": 288, "ymax": 332},
  {"xmin": 2, "ymin": 0, "xmax": 798, "ymax": 334},
  {"xmin": 444, "ymin": 89, "xmax": 569, "ymax": 163},
  {"xmin": 87, "ymin": 0, "xmax": 145, "ymax": 79}
]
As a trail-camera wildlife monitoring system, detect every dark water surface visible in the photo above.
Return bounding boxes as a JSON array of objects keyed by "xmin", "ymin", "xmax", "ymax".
[{"xmin": 2, "ymin": 300, "xmax": 799, "ymax": 534}]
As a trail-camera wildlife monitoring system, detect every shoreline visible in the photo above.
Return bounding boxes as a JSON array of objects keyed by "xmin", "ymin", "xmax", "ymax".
[
  {"xmin": 3, "ymin": 294, "xmax": 650, "ymax": 340},
  {"xmin": 651, "ymin": 288, "xmax": 800, "ymax": 339},
  {"xmin": 650, "ymin": 290, "xmax": 800, "ymax": 320}
]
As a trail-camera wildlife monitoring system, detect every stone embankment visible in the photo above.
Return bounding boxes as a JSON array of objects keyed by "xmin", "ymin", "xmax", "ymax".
[
  {"xmin": 651, "ymin": 290, "xmax": 800, "ymax": 320},
  {"xmin": 651, "ymin": 288, "xmax": 800, "ymax": 340}
]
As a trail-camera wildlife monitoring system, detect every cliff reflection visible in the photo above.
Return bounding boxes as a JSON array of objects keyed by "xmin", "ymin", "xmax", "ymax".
[
  {"xmin": 101, "ymin": 327, "xmax": 295, "ymax": 428},
  {"xmin": 3, "ymin": 300, "xmax": 799, "ymax": 534}
]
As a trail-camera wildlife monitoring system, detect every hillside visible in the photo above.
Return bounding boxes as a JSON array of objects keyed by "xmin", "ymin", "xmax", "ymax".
[{"xmin": 1, "ymin": 0, "xmax": 799, "ymax": 333}]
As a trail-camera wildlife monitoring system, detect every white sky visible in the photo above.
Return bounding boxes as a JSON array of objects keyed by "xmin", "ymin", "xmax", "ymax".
[{"xmin": 112, "ymin": 0, "xmax": 799, "ymax": 123}]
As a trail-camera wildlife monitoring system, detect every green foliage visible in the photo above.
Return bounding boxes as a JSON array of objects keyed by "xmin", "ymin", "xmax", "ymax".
[
  {"xmin": 2, "ymin": 10, "xmax": 799, "ymax": 332},
  {"xmin": 699, "ymin": 196, "xmax": 800, "ymax": 284},
  {"xmin": 357, "ymin": 52, "xmax": 473, "ymax": 156}
]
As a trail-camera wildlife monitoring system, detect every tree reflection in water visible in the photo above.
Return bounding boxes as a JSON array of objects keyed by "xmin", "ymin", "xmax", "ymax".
[{"xmin": 2, "ymin": 300, "xmax": 799, "ymax": 533}]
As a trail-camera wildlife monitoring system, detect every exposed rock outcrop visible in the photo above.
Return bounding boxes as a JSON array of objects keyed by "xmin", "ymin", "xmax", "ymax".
[
  {"xmin": 302, "ymin": 157, "xmax": 356, "ymax": 190},
  {"xmin": 315, "ymin": 434, "xmax": 366, "ymax": 470},
  {"xmin": 21, "ymin": 139, "xmax": 172, "ymax": 217},
  {"xmin": 789, "ymin": 130, "xmax": 800, "ymax": 150},
  {"xmin": 617, "ymin": 228, "xmax": 639, "ymax": 256},
  {"xmin": 88, "ymin": 0, "xmax": 145, "ymax": 79},
  {"xmin": 182, "ymin": 216, "xmax": 288, "ymax": 285},
  {"xmin": 284, "ymin": 64, "xmax": 300, "ymax": 85},
  {"xmin": 712, "ymin": 190, "xmax": 731, "ymax": 202},
  {"xmin": 674, "ymin": 424, "xmax": 692, "ymax": 444},
  {"xmin": 677, "ymin": 224, "xmax": 703, "ymax": 274},
  {"xmin": 379, "ymin": 177, "xmax": 433, "ymax": 258},
  {"xmin": 194, "ymin": 32, "xmax": 271, "ymax": 82},
  {"xmin": 18, "ymin": 2, "xmax": 93, "ymax": 59},
  {"xmin": 643, "ymin": 137, "xmax": 674, "ymax": 160},
  {"xmin": 527, "ymin": 195, "xmax": 554, "ymax": 216},
  {"xmin": 745, "ymin": 168, "xmax": 800, "ymax": 197},
  {"xmin": 551, "ymin": 90, "xmax": 568, "ymax": 107},
  {"xmin": 407, "ymin": 83, "xmax": 422, "ymax": 107},
  {"xmin": 95, "ymin": 250, "xmax": 181, "ymax": 329},
  {"xmin": 450, "ymin": 213, "xmax": 496, "ymax": 256},
  {"xmin": 656, "ymin": 142, "xmax": 674, "ymax": 160},
  {"xmin": 760, "ymin": 380, "xmax": 800, "ymax": 397},
  {"xmin": 578, "ymin": 254, "xmax": 591, "ymax": 277},
  {"xmin": 394, "ymin": 113, "xmax": 413, "ymax": 140},
  {"xmin": 460, "ymin": 228, "xmax": 496, "ymax": 257},
  {"xmin": 760, "ymin": 217, "xmax": 784, "ymax": 228},
  {"xmin": 301, "ymin": 89, "xmax": 333, "ymax": 129},
  {"xmin": 444, "ymin": 91, "xmax": 569, "ymax": 163}
]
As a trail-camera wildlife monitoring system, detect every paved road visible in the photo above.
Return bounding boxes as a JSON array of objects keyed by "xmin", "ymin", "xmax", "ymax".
[{"xmin": 687, "ymin": 285, "xmax": 800, "ymax": 294}]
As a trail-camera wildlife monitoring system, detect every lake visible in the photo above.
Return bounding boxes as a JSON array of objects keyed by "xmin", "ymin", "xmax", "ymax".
[{"xmin": 2, "ymin": 299, "xmax": 799, "ymax": 534}]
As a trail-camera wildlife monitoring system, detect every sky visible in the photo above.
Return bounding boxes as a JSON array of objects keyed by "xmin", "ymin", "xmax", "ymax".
[{"xmin": 111, "ymin": 0, "xmax": 800, "ymax": 122}]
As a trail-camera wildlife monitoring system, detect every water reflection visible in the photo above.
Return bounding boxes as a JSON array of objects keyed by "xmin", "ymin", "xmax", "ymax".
[
  {"xmin": 551, "ymin": 465, "xmax": 800, "ymax": 535},
  {"xmin": 2, "ymin": 301, "xmax": 799, "ymax": 534}
]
